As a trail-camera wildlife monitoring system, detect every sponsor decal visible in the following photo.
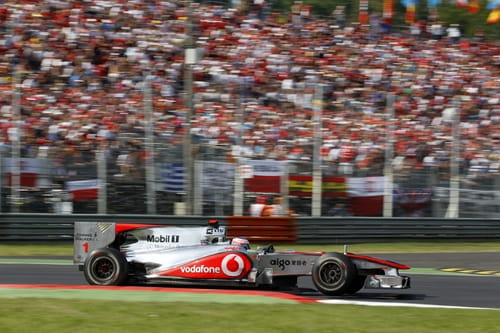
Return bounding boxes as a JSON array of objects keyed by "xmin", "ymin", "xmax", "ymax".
[
  {"xmin": 146, "ymin": 234, "xmax": 180, "ymax": 243},
  {"xmin": 221, "ymin": 254, "xmax": 245, "ymax": 277},
  {"xmin": 75, "ymin": 232, "xmax": 97, "ymax": 242},
  {"xmin": 270, "ymin": 258, "xmax": 308, "ymax": 271},
  {"xmin": 159, "ymin": 252, "xmax": 252, "ymax": 279},
  {"xmin": 96, "ymin": 223, "xmax": 112, "ymax": 233},
  {"xmin": 224, "ymin": 246, "xmax": 243, "ymax": 251},
  {"xmin": 206, "ymin": 227, "xmax": 225, "ymax": 235},
  {"xmin": 180, "ymin": 265, "xmax": 220, "ymax": 274}
]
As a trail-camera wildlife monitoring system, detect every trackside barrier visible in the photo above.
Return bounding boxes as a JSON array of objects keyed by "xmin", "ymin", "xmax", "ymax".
[
  {"xmin": 296, "ymin": 217, "xmax": 500, "ymax": 244},
  {"xmin": 225, "ymin": 216, "xmax": 297, "ymax": 244},
  {"xmin": 1, "ymin": 214, "xmax": 500, "ymax": 243},
  {"xmin": 0, "ymin": 214, "xmax": 209, "ymax": 242}
]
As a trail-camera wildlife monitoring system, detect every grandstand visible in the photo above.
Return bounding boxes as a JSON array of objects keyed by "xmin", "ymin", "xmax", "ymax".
[{"xmin": 0, "ymin": 1, "xmax": 498, "ymax": 217}]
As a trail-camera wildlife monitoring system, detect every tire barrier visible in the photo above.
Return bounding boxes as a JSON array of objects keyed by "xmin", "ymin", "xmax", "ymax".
[{"xmin": 225, "ymin": 216, "xmax": 297, "ymax": 244}]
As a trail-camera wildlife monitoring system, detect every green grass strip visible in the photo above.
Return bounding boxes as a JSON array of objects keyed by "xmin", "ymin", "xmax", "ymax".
[
  {"xmin": 0, "ymin": 287, "xmax": 301, "ymax": 304},
  {"xmin": 0, "ymin": 298, "xmax": 499, "ymax": 333},
  {"xmin": 0, "ymin": 258, "xmax": 73, "ymax": 265}
]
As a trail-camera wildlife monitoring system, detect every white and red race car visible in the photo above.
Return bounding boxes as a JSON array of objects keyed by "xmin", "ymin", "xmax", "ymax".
[{"xmin": 74, "ymin": 220, "xmax": 411, "ymax": 296}]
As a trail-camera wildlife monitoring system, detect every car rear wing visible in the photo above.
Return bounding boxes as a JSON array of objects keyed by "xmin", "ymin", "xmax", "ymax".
[{"xmin": 73, "ymin": 222, "xmax": 116, "ymax": 265}]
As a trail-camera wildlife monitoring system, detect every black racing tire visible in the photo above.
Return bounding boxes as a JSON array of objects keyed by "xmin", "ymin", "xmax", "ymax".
[
  {"xmin": 83, "ymin": 248, "xmax": 128, "ymax": 286},
  {"xmin": 312, "ymin": 253, "xmax": 356, "ymax": 296},
  {"xmin": 345, "ymin": 275, "xmax": 366, "ymax": 295}
]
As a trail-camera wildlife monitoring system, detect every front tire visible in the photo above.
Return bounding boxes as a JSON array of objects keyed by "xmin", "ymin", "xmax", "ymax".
[
  {"xmin": 312, "ymin": 253, "xmax": 355, "ymax": 296},
  {"xmin": 83, "ymin": 248, "xmax": 128, "ymax": 286},
  {"xmin": 345, "ymin": 275, "xmax": 366, "ymax": 294}
]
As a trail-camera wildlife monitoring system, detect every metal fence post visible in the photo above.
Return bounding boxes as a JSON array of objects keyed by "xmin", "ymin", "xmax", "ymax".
[
  {"xmin": 383, "ymin": 93, "xmax": 395, "ymax": 217},
  {"xmin": 97, "ymin": 149, "xmax": 107, "ymax": 214},
  {"xmin": 312, "ymin": 84, "xmax": 323, "ymax": 216},
  {"xmin": 144, "ymin": 72, "xmax": 156, "ymax": 214}
]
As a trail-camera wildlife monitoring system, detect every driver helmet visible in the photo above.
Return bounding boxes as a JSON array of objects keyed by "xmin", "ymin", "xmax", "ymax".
[{"xmin": 231, "ymin": 237, "xmax": 250, "ymax": 250}]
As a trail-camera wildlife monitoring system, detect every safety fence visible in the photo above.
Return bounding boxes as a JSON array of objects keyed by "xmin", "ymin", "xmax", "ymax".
[
  {"xmin": 1, "ymin": 214, "xmax": 500, "ymax": 244},
  {"xmin": 3, "ymin": 151, "xmax": 500, "ymax": 219}
]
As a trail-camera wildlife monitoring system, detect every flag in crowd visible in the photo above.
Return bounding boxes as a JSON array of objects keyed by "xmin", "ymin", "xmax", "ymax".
[
  {"xmin": 486, "ymin": 0, "xmax": 500, "ymax": 23},
  {"xmin": 383, "ymin": 0, "xmax": 394, "ymax": 19},
  {"xmin": 400, "ymin": 0, "xmax": 418, "ymax": 23},
  {"xmin": 161, "ymin": 163, "xmax": 185, "ymax": 192},
  {"xmin": 66, "ymin": 179, "xmax": 100, "ymax": 201},
  {"xmin": 487, "ymin": 7, "xmax": 500, "ymax": 22},
  {"xmin": 201, "ymin": 161, "xmax": 234, "ymax": 204},
  {"xmin": 427, "ymin": 0, "xmax": 441, "ymax": 7},
  {"xmin": 399, "ymin": 0, "xmax": 498, "ymax": 23},
  {"xmin": 3, "ymin": 158, "xmax": 43, "ymax": 187},
  {"xmin": 359, "ymin": 0, "xmax": 369, "ymax": 24},
  {"xmin": 394, "ymin": 188, "xmax": 433, "ymax": 217},
  {"xmin": 487, "ymin": 0, "xmax": 500, "ymax": 9},
  {"xmin": 467, "ymin": 0, "xmax": 480, "ymax": 13},
  {"xmin": 456, "ymin": 0, "xmax": 480, "ymax": 13},
  {"xmin": 160, "ymin": 161, "xmax": 431, "ymax": 216}
]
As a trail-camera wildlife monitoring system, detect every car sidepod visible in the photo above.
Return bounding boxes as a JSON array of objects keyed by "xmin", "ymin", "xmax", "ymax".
[
  {"xmin": 150, "ymin": 251, "xmax": 253, "ymax": 280},
  {"xmin": 127, "ymin": 245, "xmax": 255, "ymax": 284}
]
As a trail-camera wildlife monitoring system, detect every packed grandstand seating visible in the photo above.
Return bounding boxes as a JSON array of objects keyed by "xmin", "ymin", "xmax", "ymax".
[{"xmin": 0, "ymin": 1, "xmax": 498, "ymax": 216}]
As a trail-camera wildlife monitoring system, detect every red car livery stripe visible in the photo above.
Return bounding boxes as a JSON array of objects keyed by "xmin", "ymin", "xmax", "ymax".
[
  {"xmin": 346, "ymin": 253, "xmax": 411, "ymax": 270},
  {"xmin": 157, "ymin": 252, "xmax": 253, "ymax": 280},
  {"xmin": 115, "ymin": 223, "xmax": 162, "ymax": 234},
  {"xmin": 276, "ymin": 251, "xmax": 325, "ymax": 256}
]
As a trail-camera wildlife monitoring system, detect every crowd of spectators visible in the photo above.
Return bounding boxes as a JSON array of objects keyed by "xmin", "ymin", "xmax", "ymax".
[{"xmin": 0, "ymin": 0, "xmax": 499, "ymax": 192}]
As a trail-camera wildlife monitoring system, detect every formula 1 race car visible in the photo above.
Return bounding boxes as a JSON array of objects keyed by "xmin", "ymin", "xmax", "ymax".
[{"xmin": 73, "ymin": 220, "xmax": 411, "ymax": 296}]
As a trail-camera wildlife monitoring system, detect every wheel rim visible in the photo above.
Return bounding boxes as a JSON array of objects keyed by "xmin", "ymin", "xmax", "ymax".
[
  {"xmin": 318, "ymin": 261, "xmax": 343, "ymax": 287},
  {"xmin": 91, "ymin": 257, "xmax": 115, "ymax": 282}
]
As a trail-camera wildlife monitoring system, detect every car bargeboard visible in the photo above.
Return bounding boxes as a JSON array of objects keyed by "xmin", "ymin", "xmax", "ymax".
[{"xmin": 74, "ymin": 220, "xmax": 411, "ymax": 296}]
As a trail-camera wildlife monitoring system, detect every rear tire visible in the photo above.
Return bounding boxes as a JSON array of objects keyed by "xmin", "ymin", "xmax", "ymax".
[
  {"xmin": 312, "ymin": 253, "xmax": 355, "ymax": 296},
  {"xmin": 84, "ymin": 248, "xmax": 128, "ymax": 286}
]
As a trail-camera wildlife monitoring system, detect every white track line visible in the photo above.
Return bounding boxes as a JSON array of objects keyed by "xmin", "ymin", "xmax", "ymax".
[{"xmin": 318, "ymin": 299, "xmax": 499, "ymax": 310}]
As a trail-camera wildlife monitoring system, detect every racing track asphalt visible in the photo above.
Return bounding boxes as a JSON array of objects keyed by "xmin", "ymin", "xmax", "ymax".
[{"xmin": 0, "ymin": 252, "xmax": 499, "ymax": 309}]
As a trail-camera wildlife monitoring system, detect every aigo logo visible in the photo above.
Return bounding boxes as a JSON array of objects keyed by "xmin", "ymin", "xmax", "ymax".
[{"xmin": 159, "ymin": 252, "xmax": 252, "ymax": 279}]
